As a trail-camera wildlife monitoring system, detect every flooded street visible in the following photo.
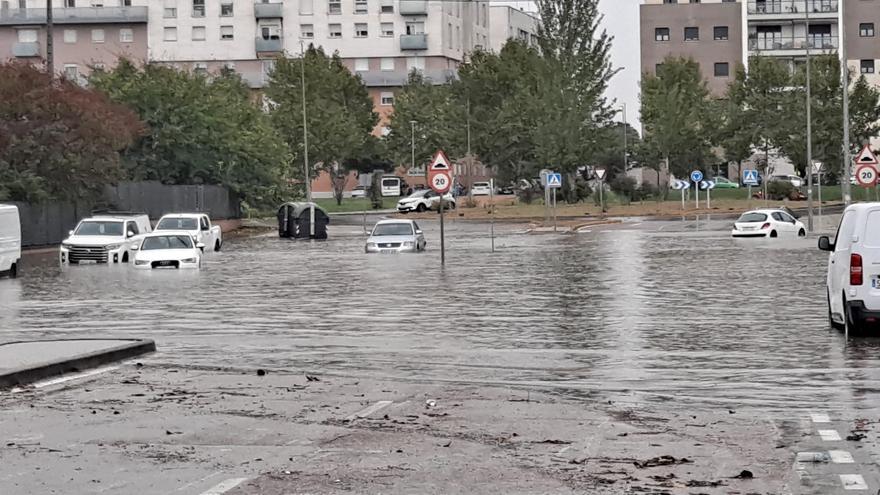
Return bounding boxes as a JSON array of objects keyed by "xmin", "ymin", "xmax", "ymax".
[{"xmin": 2, "ymin": 215, "xmax": 879, "ymax": 494}]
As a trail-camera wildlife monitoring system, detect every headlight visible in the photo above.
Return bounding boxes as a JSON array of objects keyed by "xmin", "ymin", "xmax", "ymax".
[
  {"xmin": 181, "ymin": 258, "xmax": 197, "ymax": 263},
  {"xmin": 105, "ymin": 244, "xmax": 122, "ymax": 250},
  {"xmin": 403, "ymin": 241, "xmax": 414, "ymax": 247},
  {"xmin": 366, "ymin": 242, "xmax": 376, "ymax": 248},
  {"xmin": 134, "ymin": 260, "xmax": 150, "ymax": 266},
  {"xmin": 61, "ymin": 243, "xmax": 72, "ymax": 249}
]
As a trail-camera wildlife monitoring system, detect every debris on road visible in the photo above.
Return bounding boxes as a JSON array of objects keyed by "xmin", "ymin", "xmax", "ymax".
[
  {"xmin": 634, "ymin": 455, "xmax": 692, "ymax": 469},
  {"xmin": 731, "ymin": 469, "xmax": 754, "ymax": 479},
  {"xmin": 256, "ymin": 369, "xmax": 267, "ymax": 376},
  {"xmin": 306, "ymin": 375, "xmax": 320, "ymax": 382}
]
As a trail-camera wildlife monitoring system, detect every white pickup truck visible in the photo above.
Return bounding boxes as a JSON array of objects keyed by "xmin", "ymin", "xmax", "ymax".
[{"xmin": 155, "ymin": 213, "xmax": 222, "ymax": 252}]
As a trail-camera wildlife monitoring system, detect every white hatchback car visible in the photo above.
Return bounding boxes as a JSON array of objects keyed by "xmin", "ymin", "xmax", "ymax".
[
  {"xmin": 471, "ymin": 182, "xmax": 492, "ymax": 196},
  {"xmin": 819, "ymin": 203, "xmax": 880, "ymax": 332},
  {"xmin": 731, "ymin": 209, "xmax": 806, "ymax": 238},
  {"xmin": 132, "ymin": 231, "xmax": 204, "ymax": 269}
]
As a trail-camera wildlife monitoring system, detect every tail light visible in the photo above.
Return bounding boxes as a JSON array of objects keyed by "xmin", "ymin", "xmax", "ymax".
[
  {"xmin": 851, "ymin": 253, "xmax": 863, "ymax": 286},
  {"xmin": 761, "ymin": 223, "xmax": 771, "ymax": 230}
]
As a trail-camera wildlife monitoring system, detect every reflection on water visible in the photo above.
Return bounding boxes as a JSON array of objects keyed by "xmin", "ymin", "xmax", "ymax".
[{"xmin": 1, "ymin": 219, "xmax": 877, "ymax": 414}]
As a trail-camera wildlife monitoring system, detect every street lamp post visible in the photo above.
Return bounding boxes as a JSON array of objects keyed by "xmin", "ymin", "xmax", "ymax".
[
  {"xmin": 622, "ymin": 103, "xmax": 628, "ymax": 171},
  {"xmin": 410, "ymin": 120, "xmax": 417, "ymax": 179},
  {"xmin": 840, "ymin": 0, "xmax": 852, "ymax": 205},
  {"xmin": 300, "ymin": 41, "xmax": 311, "ymax": 203},
  {"xmin": 806, "ymin": 3, "xmax": 814, "ymax": 232},
  {"xmin": 46, "ymin": 0, "xmax": 54, "ymax": 76}
]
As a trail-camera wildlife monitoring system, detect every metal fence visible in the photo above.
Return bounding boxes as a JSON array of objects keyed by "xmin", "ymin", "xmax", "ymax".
[{"xmin": 10, "ymin": 182, "xmax": 240, "ymax": 247}]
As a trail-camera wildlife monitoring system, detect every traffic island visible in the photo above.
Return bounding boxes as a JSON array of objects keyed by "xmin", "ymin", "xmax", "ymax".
[{"xmin": 0, "ymin": 339, "xmax": 156, "ymax": 389}]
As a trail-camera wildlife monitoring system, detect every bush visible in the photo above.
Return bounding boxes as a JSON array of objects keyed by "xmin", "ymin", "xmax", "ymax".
[
  {"xmin": 610, "ymin": 175, "xmax": 638, "ymax": 204},
  {"xmin": 767, "ymin": 180, "xmax": 795, "ymax": 200},
  {"xmin": 638, "ymin": 181, "xmax": 658, "ymax": 201},
  {"xmin": 517, "ymin": 183, "xmax": 541, "ymax": 204}
]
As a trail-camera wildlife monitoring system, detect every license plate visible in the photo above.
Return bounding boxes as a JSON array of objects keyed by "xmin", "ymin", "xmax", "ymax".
[
  {"xmin": 380, "ymin": 249, "xmax": 397, "ymax": 254},
  {"xmin": 158, "ymin": 260, "xmax": 173, "ymax": 266},
  {"xmin": 743, "ymin": 226, "xmax": 756, "ymax": 231},
  {"xmin": 873, "ymin": 277, "xmax": 880, "ymax": 288}
]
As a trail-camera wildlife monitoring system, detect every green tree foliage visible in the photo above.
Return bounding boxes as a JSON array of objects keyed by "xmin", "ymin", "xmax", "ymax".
[
  {"xmin": 640, "ymin": 56, "xmax": 717, "ymax": 179},
  {"xmin": 265, "ymin": 46, "xmax": 379, "ymax": 205},
  {"xmin": 90, "ymin": 60, "xmax": 289, "ymax": 206},
  {"xmin": 0, "ymin": 62, "xmax": 141, "ymax": 202}
]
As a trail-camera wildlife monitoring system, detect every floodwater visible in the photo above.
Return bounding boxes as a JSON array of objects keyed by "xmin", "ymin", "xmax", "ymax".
[{"xmin": 2, "ymin": 215, "xmax": 878, "ymax": 417}]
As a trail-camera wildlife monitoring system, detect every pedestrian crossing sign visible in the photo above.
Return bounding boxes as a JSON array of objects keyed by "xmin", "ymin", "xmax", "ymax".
[
  {"xmin": 743, "ymin": 169, "xmax": 759, "ymax": 186},
  {"xmin": 547, "ymin": 173, "xmax": 562, "ymax": 188}
]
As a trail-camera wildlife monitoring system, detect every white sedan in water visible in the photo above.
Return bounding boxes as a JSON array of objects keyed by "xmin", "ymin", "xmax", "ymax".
[
  {"xmin": 731, "ymin": 209, "xmax": 806, "ymax": 238},
  {"xmin": 365, "ymin": 220, "xmax": 426, "ymax": 253},
  {"xmin": 132, "ymin": 231, "xmax": 204, "ymax": 269}
]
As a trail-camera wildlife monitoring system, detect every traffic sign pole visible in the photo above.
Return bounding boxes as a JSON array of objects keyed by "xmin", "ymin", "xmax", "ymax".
[
  {"xmin": 428, "ymin": 150, "xmax": 453, "ymax": 266},
  {"xmin": 439, "ymin": 197, "xmax": 445, "ymax": 266},
  {"xmin": 552, "ymin": 188, "xmax": 557, "ymax": 233},
  {"xmin": 489, "ymin": 178, "xmax": 495, "ymax": 253}
]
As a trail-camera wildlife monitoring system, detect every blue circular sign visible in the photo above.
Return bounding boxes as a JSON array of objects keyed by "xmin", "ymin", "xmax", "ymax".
[{"xmin": 690, "ymin": 170, "xmax": 704, "ymax": 183}]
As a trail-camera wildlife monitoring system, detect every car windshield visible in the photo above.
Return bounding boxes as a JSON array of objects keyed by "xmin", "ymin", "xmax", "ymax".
[
  {"xmin": 372, "ymin": 223, "xmax": 413, "ymax": 236},
  {"xmin": 405, "ymin": 191, "xmax": 429, "ymax": 199},
  {"xmin": 474, "ymin": 183, "xmax": 490, "ymax": 188},
  {"xmin": 141, "ymin": 235, "xmax": 194, "ymax": 250},
  {"xmin": 738, "ymin": 213, "xmax": 768, "ymax": 223},
  {"xmin": 75, "ymin": 221, "xmax": 124, "ymax": 236},
  {"xmin": 157, "ymin": 217, "xmax": 198, "ymax": 230}
]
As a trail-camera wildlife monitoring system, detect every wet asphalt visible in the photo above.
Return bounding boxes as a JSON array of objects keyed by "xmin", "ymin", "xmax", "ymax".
[{"xmin": 1, "ymin": 213, "xmax": 879, "ymax": 494}]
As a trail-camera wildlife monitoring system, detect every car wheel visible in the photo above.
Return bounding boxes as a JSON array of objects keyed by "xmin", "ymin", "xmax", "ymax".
[
  {"xmin": 416, "ymin": 204, "xmax": 427, "ymax": 213},
  {"xmin": 798, "ymin": 228, "xmax": 806, "ymax": 237},
  {"xmin": 770, "ymin": 230, "xmax": 778, "ymax": 238},
  {"xmin": 9, "ymin": 263, "xmax": 17, "ymax": 279},
  {"xmin": 121, "ymin": 252, "xmax": 129, "ymax": 263},
  {"xmin": 843, "ymin": 294, "xmax": 863, "ymax": 336},
  {"xmin": 829, "ymin": 289, "xmax": 844, "ymax": 331},
  {"xmin": 215, "ymin": 240, "xmax": 221, "ymax": 252}
]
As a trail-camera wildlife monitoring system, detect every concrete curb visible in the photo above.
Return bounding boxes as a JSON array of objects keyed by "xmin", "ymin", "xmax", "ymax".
[{"xmin": 0, "ymin": 339, "xmax": 156, "ymax": 390}]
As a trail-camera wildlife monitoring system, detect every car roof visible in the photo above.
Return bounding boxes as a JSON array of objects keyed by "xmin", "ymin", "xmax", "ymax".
[
  {"xmin": 742, "ymin": 209, "xmax": 791, "ymax": 215},
  {"xmin": 844, "ymin": 202, "xmax": 880, "ymax": 212},
  {"xmin": 375, "ymin": 219, "xmax": 414, "ymax": 225},
  {"xmin": 86, "ymin": 216, "xmax": 142, "ymax": 221},
  {"xmin": 144, "ymin": 230, "xmax": 195, "ymax": 236},
  {"xmin": 160, "ymin": 213, "xmax": 204, "ymax": 218}
]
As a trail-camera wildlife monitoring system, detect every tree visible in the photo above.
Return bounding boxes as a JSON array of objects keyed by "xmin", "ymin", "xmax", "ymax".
[
  {"xmin": 640, "ymin": 56, "xmax": 718, "ymax": 179},
  {"xmin": 90, "ymin": 60, "xmax": 290, "ymax": 206},
  {"xmin": 265, "ymin": 46, "xmax": 378, "ymax": 205},
  {"xmin": 849, "ymin": 75, "xmax": 880, "ymax": 150},
  {"xmin": 0, "ymin": 62, "xmax": 141, "ymax": 203}
]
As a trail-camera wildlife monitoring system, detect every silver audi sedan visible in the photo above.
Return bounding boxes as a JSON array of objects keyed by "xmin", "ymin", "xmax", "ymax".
[{"xmin": 365, "ymin": 220, "xmax": 426, "ymax": 254}]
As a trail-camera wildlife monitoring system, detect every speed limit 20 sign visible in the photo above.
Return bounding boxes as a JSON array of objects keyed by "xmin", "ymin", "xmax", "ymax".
[
  {"xmin": 856, "ymin": 164, "xmax": 878, "ymax": 187},
  {"xmin": 428, "ymin": 150, "xmax": 453, "ymax": 194}
]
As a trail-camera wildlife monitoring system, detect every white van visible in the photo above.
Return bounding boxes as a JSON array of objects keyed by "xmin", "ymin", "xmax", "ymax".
[
  {"xmin": 381, "ymin": 176, "xmax": 402, "ymax": 197},
  {"xmin": 819, "ymin": 203, "xmax": 880, "ymax": 333},
  {"xmin": 0, "ymin": 205, "xmax": 22, "ymax": 278}
]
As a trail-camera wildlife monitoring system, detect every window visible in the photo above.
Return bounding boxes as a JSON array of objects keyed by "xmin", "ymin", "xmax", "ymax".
[
  {"xmin": 355, "ymin": 23, "xmax": 368, "ymax": 37},
  {"xmin": 684, "ymin": 26, "xmax": 698, "ymax": 41},
  {"xmin": 193, "ymin": 62, "xmax": 208, "ymax": 75},
  {"xmin": 381, "ymin": 57, "xmax": 394, "ymax": 71},
  {"xmin": 329, "ymin": 23, "xmax": 342, "ymax": 38},
  {"xmin": 380, "ymin": 0, "xmax": 393, "ymax": 13},
  {"xmin": 17, "ymin": 29, "xmax": 37, "ymax": 42},
  {"xmin": 164, "ymin": 26, "xmax": 177, "ymax": 41},
  {"xmin": 861, "ymin": 59, "xmax": 875, "ymax": 74},
  {"xmin": 63, "ymin": 64, "xmax": 79, "ymax": 81},
  {"xmin": 328, "ymin": 0, "xmax": 341, "ymax": 14},
  {"xmin": 355, "ymin": 0, "xmax": 367, "ymax": 14},
  {"xmin": 126, "ymin": 221, "xmax": 140, "ymax": 236},
  {"xmin": 380, "ymin": 92, "xmax": 394, "ymax": 106},
  {"xmin": 220, "ymin": 2, "xmax": 233, "ymax": 16},
  {"xmin": 192, "ymin": 0, "xmax": 204, "ymax": 17},
  {"xmin": 261, "ymin": 60, "xmax": 276, "ymax": 83},
  {"xmin": 860, "ymin": 23, "xmax": 875, "ymax": 38},
  {"xmin": 300, "ymin": 24, "xmax": 314, "ymax": 38},
  {"xmin": 456, "ymin": 25, "xmax": 460, "ymax": 50},
  {"xmin": 714, "ymin": 62, "xmax": 729, "ymax": 77},
  {"xmin": 380, "ymin": 22, "xmax": 393, "ymax": 37},
  {"xmin": 63, "ymin": 29, "xmax": 77, "ymax": 43},
  {"xmin": 300, "ymin": 0, "xmax": 313, "ymax": 15},
  {"xmin": 220, "ymin": 25, "xmax": 233, "ymax": 40},
  {"xmin": 447, "ymin": 23, "xmax": 452, "ymax": 48},
  {"xmin": 119, "ymin": 28, "xmax": 133, "ymax": 43},
  {"xmin": 355, "ymin": 58, "xmax": 369, "ymax": 71},
  {"xmin": 714, "ymin": 25, "xmax": 728, "ymax": 41},
  {"xmin": 65, "ymin": 0, "xmax": 75, "ymax": 6},
  {"xmin": 223, "ymin": 61, "xmax": 235, "ymax": 72},
  {"xmin": 864, "ymin": 211, "xmax": 880, "ymax": 247},
  {"xmin": 405, "ymin": 21, "xmax": 424, "ymax": 35},
  {"xmin": 192, "ymin": 26, "xmax": 206, "ymax": 41},
  {"xmin": 91, "ymin": 28, "xmax": 105, "ymax": 42},
  {"xmin": 164, "ymin": 7, "xmax": 176, "ymax": 18}
]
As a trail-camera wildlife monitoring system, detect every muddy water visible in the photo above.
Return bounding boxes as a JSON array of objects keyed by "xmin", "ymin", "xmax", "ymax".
[{"xmin": 2, "ymin": 217, "xmax": 878, "ymax": 415}]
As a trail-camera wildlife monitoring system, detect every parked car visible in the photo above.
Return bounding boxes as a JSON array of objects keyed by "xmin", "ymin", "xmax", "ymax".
[
  {"xmin": 0, "ymin": 205, "xmax": 21, "ymax": 278},
  {"xmin": 731, "ymin": 209, "xmax": 806, "ymax": 238},
  {"xmin": 496, "ymin": 184, "xmax": 515, "ymax": 195},
  {"xmin": 60, "ymin": 213, "xmax": 152, "ymax": 264},
  {"xmin": 397, "ymin": 190, "xmax": 456, "ymax": 213},
  {"xmin": 365, "ymin": 220, "xmax": 426, "ymax": 254},
  {"xmin": 132, "ymin": 231, "xmax": 203, "ymax": 270},
  {"xmin": 471, "ymin": 182, "xmax": 492, "ymax": 196},
  {"xmin": 769, "ymin": 175, "xmax": 804, "ymax": 188},
  {"xmin": 155, "ymin": 213, "xmax": 222, "ymax": 252},
  {"xmin": 819, "ymin": 203, "xmax": 880, "ymax": 333},
  {"xmin": 350, "ymin": 186, "xmax": 367, "ymax": 199},
  {"xmin": 712, "ymin": 177, "xmax": 740, "ymax": 189}
]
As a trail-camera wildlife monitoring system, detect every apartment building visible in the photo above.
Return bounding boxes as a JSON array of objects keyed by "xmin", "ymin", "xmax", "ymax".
[
  {"xmin": 488, "ymin": 5, "xmax": 539, "ymax": 52},
  {"xmin": 0, "ymin": 0, "xmax": 148, "ymax": 82},
  {"xmin": 845, "ymin": 0, "xmax": 880, "ymax": 87}
]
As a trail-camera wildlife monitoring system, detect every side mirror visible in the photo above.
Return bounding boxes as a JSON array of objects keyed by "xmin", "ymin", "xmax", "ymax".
[
  {"xmin": 818, "ymin": 236, "xmax": 834, "ymax": 251},
  {"xmin": 130, "ymin": 243, "xmax": 140, "ymax": 251},
  {"xmin": 69, "ymin": 230, "xmax": 74, "ymax": 236},
  {"xmin": 415, "ymin": 230, "xmax": 423, "ymax": 235},
  {"xmin": 127, "ymin": 230, "xmax": 135, "ymax": 238},
  {"xmin": 196, "ymin": 242, "xmax": 205, "ymax": 250}
]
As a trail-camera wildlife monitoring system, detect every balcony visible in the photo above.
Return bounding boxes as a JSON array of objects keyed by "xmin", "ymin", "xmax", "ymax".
[
  {"xmin": 400, "ymin": 33, "xmax": 427, "ymax": 50},
  {"xmin": 254, "ymin": 2, "xmax": 283, "ymax": 19},
  {"xmin": 747, "ymin": 1, "xmax": 838, "ymax": 20},
  {"xmin": 255, "ymin": 37, "xmax": 283, "ymax": 55},
  {"xmin": 12, "ymin": 41, "xmax": 39, "ymax": 57},
  {"xmin": 0, "ymin": 6, "xmax": 148, "ymax": 25},
  {"xmin": 748, "ymin": 35, "xmax": 838, "ymax": 52},
  {"xmin": 399, "ymin": 0, "xmax": 427, "ymax": 15}
]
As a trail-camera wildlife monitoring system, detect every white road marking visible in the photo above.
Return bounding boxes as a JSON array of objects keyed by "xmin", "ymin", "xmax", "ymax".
[
  {"xmin": 174, "ymin": 472, "xmax": 222, "ymax": 492},
  {"xmin": 830, "ymin": 450, "xmax": 855, "ymax": 464},
  {"xmin": 818, "ymin": 429, "xmax": 842, "ymax": 441},
  {"xmin": 810, "ymin": 413, "xmax": 831, "ymax": 423},
  {"xmin": 199, "ymin": 478, "xmax": 248, "ymax": 495},
  {"xmin": 9, "ymin": 366, "xmax": 120, "ymax": 393},
  {"xmin": 840, "ymin": 474, "xmax": 868, "ymax": 490},
  {"xmin": 346, "ymin": 400, "xmax": 393, "ymax": 421}
]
